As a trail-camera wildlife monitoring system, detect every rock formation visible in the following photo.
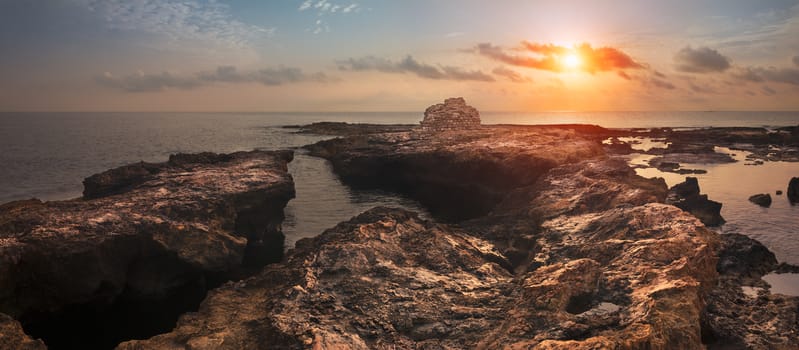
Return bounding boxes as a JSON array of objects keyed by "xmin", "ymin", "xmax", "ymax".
[
  {"xmin": 789, "ymin": 177, "xmax": 799, "ymax": 204},
  {"xmin": 703, "ymin": 233, "xmax": 799, "ymax": 349},
  {"xmin": 666, "ymin": 177, "xmax": 725, "ymax": 226},
  {"xmin": 0, "ymin": 150, "xmax": 295, "ymax": 349},
  {"xmin": 748, "ymin": 193, "xmax": 772, "ymax": 207},
  {"xmin": 122, "ymin": 124, "xmax": 721, "ymax": 349},
  {"xmin": 419, "ymin": 97, "xmax": 481, "ymax": 131},
  {"xmin": 305, "ymin": 124, "xmax": 605, "ymax": 221}
]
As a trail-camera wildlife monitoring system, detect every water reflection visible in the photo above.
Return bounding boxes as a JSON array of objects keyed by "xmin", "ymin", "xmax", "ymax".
[
  {"xmin": 282, "ymin": 151, "xmax": 429, "ymax": 248},
  {"xmin": 627, "ymin": 146, "xmax": 798, "ymax": 265}
]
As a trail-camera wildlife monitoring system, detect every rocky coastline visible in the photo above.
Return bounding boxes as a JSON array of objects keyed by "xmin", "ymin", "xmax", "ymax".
[{"xmin": 1, "ymin": 98, "xmax": 798, "ymax": 349}]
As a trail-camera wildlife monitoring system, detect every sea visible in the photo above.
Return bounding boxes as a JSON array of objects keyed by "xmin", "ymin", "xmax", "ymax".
[{"xmin": 1, "ymin": 111, "xmax": 797, "ymax": 274}]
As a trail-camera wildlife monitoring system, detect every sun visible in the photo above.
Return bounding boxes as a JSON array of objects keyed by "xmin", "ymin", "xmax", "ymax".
[{"xmin": 562, "ymin": 52, "xmax": 582, "ymax": 70}]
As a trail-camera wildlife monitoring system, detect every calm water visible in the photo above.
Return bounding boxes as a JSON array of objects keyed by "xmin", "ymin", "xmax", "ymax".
[{"xmin": 0, "ymin": 111, "xmax": 797, "ymax": 250}]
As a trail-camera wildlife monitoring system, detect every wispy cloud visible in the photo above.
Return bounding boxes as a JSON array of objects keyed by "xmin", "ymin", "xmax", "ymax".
[
  {"xmin": 492, "ymin": 66, "xmax": 532, "ymax": 83},
  {"xmin": 337, "ymin": 55, "xmax": 494, "ymax": 81},
  {"xmin": 732, "ymin": 66, "xmax": 799, "ymax": 85},
  {"xmin": 97, "ymin": 66, "xmax": 334, "ymax": 92},
  {"xmin": 83, "ymin": 0, "xmax": 274, "ymax": 48},
  {"xmin": 444, "ymin": 31, "xmax": 465, "ymax": 38},
  {"xmin": 473, "ymin": 41, "xmax": 644, "ymax": 74},
  {"xmin": 673, "ymin": 46, "xmax": 732, "ymax": 73},
  {"xmin": 298, "ymin": 0, "xmax": 360, "ymax": 34}
]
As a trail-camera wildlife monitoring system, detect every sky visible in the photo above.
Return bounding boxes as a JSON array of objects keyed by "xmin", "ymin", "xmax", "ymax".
[{"xmin": 1, "ymin": 0, "xmax": 798, "ymax": 112}]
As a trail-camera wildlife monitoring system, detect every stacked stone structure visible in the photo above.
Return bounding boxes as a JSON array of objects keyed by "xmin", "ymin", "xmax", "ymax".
[{"xmin": 420, "ymin": 97, "xmax": 481, "ymax": 131}]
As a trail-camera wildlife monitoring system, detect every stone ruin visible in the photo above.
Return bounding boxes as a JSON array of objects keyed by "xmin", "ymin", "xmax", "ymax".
[{"xmin": 420, "ymin": 97, "xmax": 481, "ymax": 131}]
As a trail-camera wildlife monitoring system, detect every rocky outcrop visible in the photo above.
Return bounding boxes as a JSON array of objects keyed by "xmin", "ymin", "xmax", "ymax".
[
  {"xmin": 666, "ymin": 177, "xmax": 725, "ymax": 226},
  {"xmin": 0, "ymin": 150, "xmax": 295, "ymax": 349},
  {"xmin": 420, "ymin": 97, "xmax": 481, "ymax": 131},
  {"xmin": 748, "ymin": 193, "xmax": 772, "ymax": 207},
  {"xmin": 0, "ymin": 313, "xmax": 46, "ymax": 350},
  {"xmin": 305, "ymin": 125, "xmax": 604, "ymax": 221},
  {"xmin": 703, "ymin": 234, "xmax": 799, "ymax": 349},
  {"xmin": 789, "ymin": 177, "xmax": 799, "ymax": 204},
  {"xmin": 121, "ymin": 146, "xmax": 719, "ymax": 349}
]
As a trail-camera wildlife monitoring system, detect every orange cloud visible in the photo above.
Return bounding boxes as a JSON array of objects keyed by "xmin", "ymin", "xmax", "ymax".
[{"xmin": 476, "ymin": 41, "xmax": 644, "ymax": 74}]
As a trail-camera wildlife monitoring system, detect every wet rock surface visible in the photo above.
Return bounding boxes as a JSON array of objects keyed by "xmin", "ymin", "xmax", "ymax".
[
  {"xmin": 123, "ymin": 125, "xmax": 721, "ymax": 349},
  {"xmin": 0, "ymin": 150, "xmax": 295, "ymax": 349}
]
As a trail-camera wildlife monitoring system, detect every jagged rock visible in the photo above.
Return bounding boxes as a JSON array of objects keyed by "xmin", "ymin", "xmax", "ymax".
[
  {"xmin": 0, "ymin": 313, "xmax": 46, "ymax": 350},
  {"xmin": 703, "ymin": 234, "xmax": 799, "ymax": 349},
  {"xmin": 0, "ymin": 150, "xmax": 295, "ymax": 349},
  {"xmin": 419, "ymin": 97, "xmax": 481, "ymax": 131},
  {"xmin": 667, "ymin": 177, "xmax": 725, "ymax": 226},
  {"xmin": 788, "ymin": 177, "xmax": 799, "ymax": 204},
  {"xmin": 748, "ymin": 193, "xmax": 772, "ymax": 207},
  {"xmin": 124, "ymin": 141, "xmax": 719, "ymax": 349},
  {"xmin": 118, "ymin": 207, "xmax": 516, "ymax": 349}
]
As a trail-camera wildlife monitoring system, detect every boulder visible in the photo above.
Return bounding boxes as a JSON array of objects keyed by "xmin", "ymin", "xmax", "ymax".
[{"xmin": 748, "ymin": 193, "xmax": 772, "ymax": 207}]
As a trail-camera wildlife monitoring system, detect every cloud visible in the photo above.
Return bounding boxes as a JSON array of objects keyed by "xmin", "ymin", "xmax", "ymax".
[
  {"xmin": 673, "ymin": 46, "xmax": 731, "ymax": 73},
  {"xmin": 733, "ymin": 66, "xmax": 799, "ymax": 85},
  {"xmin": 761, "ymin": 85, "xmax": 777, "ymax": 96},
  {"xmin": 650, "ymin": 78, "xmax": 676, "ymax": 90},
  {"xmin": 337, "ymin": 55, "xmax": 494, "ymax": 81},
  {"xmin": 444, "ymin": 32, "xmax": 465, "ymax": 38},
  {"xmin": 473, "ymin": 41, "xmax": 644, "ymax": 74},
  {"xmin": 492, "ymin": 67, "xmax": 532, "ymax": 83},
  {"xmin": 298, "ymin": 1, "xmax": 360, "ymax": 34},
  {"xmin": 82, "ymin": 0, "xmax": 274, "ymax": 48},
  {"xmin": 97, "ymin": 66, "xmax": 334, "ymax": 92}
]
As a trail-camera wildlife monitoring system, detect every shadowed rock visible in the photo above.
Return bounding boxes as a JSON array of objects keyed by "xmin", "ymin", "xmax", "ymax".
[
  {"xmin": 120, "ymin": 141, "xmax": 719, "ymax": 349},
  {"xmin": 667, "ymin": 177, "xmax": 725, "ymax": 226},
  {"xmin": 748, "ymin": 193, "xmax": 772, "ymax": 207},
  {"xmin": 0, "ymin": 313, "xmax": 46, "ymax": 350},
  {"xmin": 703, "ymin": 234, "xmax": 799, "ymax": 349},
  {"xmin": 0, "ymin": 150, "xmax": 295, "ymax": 349},
  {"xmin": 789, "ymin": 177, "xmax": 799, "ymax": 204}
]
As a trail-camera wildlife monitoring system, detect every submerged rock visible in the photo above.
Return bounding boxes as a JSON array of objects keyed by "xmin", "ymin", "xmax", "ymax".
[
  {"xmin": 0, "ymin": 150, "xmax": 295, "ymax": 349},
  {"xmin": 667, "ymin": 177, "xmax": 725, "ymax": 226},
  {"xmin": 748, "ymin": 193, "xmax": 772, "ymax": 207}
]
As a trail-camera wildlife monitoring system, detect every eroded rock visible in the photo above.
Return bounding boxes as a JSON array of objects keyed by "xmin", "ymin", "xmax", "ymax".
[
  {"xmin": 703, "ymin": 234, "xmax": 799, "ymax": 349},
  {"xmin": 0, "ymin": 150, "xmax": 295, "ymax": 349},
  {"xmin": 121, "ymin": 143, "xmax": 719, "ymax": 349},
  {"xmin": 0, "ymin": 313, "xmax": 46, "ymax": 350},
  {"xmin": 788, "ymin": 177, "xmax": 799, "ymax": 204}
]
